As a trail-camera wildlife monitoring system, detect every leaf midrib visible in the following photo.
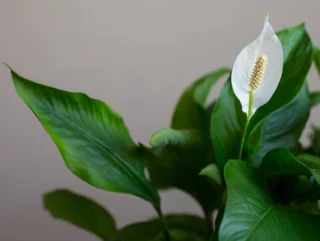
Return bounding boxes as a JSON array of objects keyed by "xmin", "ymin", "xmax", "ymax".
[
  {"xmin": 243, "ymin": 205, "xmax": 276, "ymax": 241},
  {"xmin": 33, "ymin": 97, "xmax": 155, "ymax": 202}
]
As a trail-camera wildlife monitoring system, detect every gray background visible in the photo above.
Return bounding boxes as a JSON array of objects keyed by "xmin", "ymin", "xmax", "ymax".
[{"xmin": 1, "ymin": 0, "xmax": 320, "ymax": 240}]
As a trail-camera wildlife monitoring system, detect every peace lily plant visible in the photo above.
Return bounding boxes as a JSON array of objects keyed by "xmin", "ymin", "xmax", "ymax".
[{"xmin": 8, "ymin": 11, "xmax": 320, "ymax": 241}]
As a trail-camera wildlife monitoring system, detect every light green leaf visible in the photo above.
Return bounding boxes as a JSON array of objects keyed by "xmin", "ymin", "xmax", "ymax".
[
  {"xmin": 200, "ymin": 164, "xmax": 223, "ymax": 189},
  {"xmin": 219, "ymin": 160, "xmax": 320, "ymax": 241},
  {"xmin": 172, "ymin": 68, "xmax": 229, "ymax": 133},
  {"xmin": 253, "ymin": 83, "xmax": 309, "ymax": 166},
  {"xmin": 10, "ymin": 69, "xmax": 160, "ymax": 205},
  {"xmin": 43, "ymin": 189, "xmax": 116, "ymax": 241},
  {"xmin": 147, "ymin": 128, "xmax": 220, "ymax": 212}
]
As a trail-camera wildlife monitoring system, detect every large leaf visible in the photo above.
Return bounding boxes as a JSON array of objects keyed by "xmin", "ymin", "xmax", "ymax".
[
  {"xmin": 252, "ymin": 83, "xmax": 309, "ymax": 166},
  {"xmin": 10, "ymin": 69, "xmax": 160, "ymax": 205},
  {"xmin": 110, "ymin": 214, "xmax": 207, "ymax": 241},
  {"xmin": 210, "ymin": 79, "xmax": 246, "ymax": 171},
  {"xmin": 171, "ymin": 68, "xmax": 229, "ymax": 133},
  {"xmin": 147, "ymin": 128, "xmax": 220, "ymax": 212},
  {"xmin": 211, "ymin": 24, "xmax": 312, "ymax": 170},
  {"xmin": 219, "ymin": 160, "xmax": 320, "ymax": 241},
  {"xmin": 43, "ymin": 189, "xmax": 116, "ymax": 240}
]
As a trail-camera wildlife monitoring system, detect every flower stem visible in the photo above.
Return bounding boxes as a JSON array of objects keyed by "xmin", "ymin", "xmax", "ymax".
[
  {"xmin": 238, "ymin": 90, "xmax": 254, "ymax": 160},
  {"xmin": 154, "ymin": 205, "xmax": 170, "ymax": 241}
]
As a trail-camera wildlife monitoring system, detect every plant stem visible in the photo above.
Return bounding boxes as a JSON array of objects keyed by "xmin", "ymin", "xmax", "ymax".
[
  {"xmin": 154, "ymin": 205, "xmax": 170, "ymax": 241},
  {"xmin": 238, "ymin": 90, "xmax": 254, "ymax": 160}
]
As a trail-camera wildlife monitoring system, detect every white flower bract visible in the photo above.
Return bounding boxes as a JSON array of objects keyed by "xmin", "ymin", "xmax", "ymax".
[{"xmin": 231, "ymin": 15, "xmax": 283, "ymax": 117}]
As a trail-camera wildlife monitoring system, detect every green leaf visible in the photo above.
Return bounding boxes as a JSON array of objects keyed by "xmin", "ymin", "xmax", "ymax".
[
  {"xmin": 43, "ymin": 189, "xmax": 116, "ymax": 240},
  {"xmin": 147, "ymin": 128, "xmax": 220, "ymax": 212},
  {"xmin": 297, "ymin": 201, "xmax": 320, "ymax": 215},
  {"xmin": 219, "ymin": 160, "xmax": 320, "ymax": 241},
  {"xmin": 110, "ymin": 220, "xmax": 162, "ymax": 241},
  {"xmin": 149, "ymin": 230, "xmax": 204, "ymax": 241},
  {"xmin": 260, "ymin": 149, "xmax": 309, "ymax": 176},
  {"xmin": 247, "ymin": 24, "xmax": 312, "ymax": 139},
  {"xmin": 313, "ymin": 45, "xmax": 320, "ymax": 77},
  {"xmin": 199, "ymin": 164, "xmax": 223, "ymax": 190},
  {"xmin": 110, "ymin": 214, "xmax": 207, "ymax": 241},
  {"xmin": 253, "ymin": 83, "xmax": 309, "ymax": 166},
  {"xmin": 210, "ymin": 79, "xmax": 246, "ymax": 171},
  {"xmin": 260, "ymin": 148, "xmax": 320, "ymax": 185},
  {"xmin": 307, "ymin": 126, "xmax": 320, "ymax": 156},
  {"xmin": 172, "ymin": 68, "xmax": 229, "ymax": 133},
  {"xmin": 211, "ymin": 24, "xmax": 312, "ymax": 170},
  {"xmin": 297, "ymin": 154, "xmax": 320, "ymax": 185},
  {"xmin": 10, "ymin": 69, "xmax": 160, "ymax": 205},
  {"xmin": 209, "ymin": 206, "xmax": 225, "ymax": 241},
  {"xmin": 310, "ymin": 92, "xmax": 320, "ymax": 107},
  {"xmin": 161, "ymin": 214, "xmax": 209, "ymax": 239},
  {"xmin": 309, "ymin": 46, "xmax": 320, "ymax": 107}
]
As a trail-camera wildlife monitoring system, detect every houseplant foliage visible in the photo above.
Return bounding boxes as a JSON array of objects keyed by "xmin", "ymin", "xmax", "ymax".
[{"xmin": 8, "ymin": 12, "xmax": 320, "ymax": 241}]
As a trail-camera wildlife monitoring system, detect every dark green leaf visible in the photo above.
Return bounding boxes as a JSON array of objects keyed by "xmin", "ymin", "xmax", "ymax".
[
  {"xmin": 247, "ymin": 24, "xmax": 312, "ymax": 139},
  {"xmin": 260, "ymin": 149, "xmax": 309, "ymax": 176},
  {"xmin": 307, "ymin": 126, "xmax": 320, "ymax": 156},
  {"xmin": 219, "ymin": 160, "xmax": 320, "ymax": 241},
  {"xmin": 253, "ymin": 83, "xmax": 309, "ymax": 166},
  {"xmin": 209, "ymin": 206, "xmax": 225, "ymax": 241},
  {"xmin": 297, "ymin": 154, "xmax": 320, "ymax": 184},
  {"xmin": 111, "ymin": 214, "xmax": 207, "ymax": 241},
  {"xmin": 163, "ymin": 214, "xmax": 209, "ymax": 239},
  {"xmin": 110, "ymin": 220, "xmax": 162, "ymax": 241},
  {"xmin": 172, "ymin": 68, "xmax": 229, "ymax": 133},
  {"xmin": 10, "ymin": 69, "xmax": 160, "ymax": 205},
  {"xmin": 310, "ymin": 92, "xmax": 320, "ymax": 107},
  {"xmin": 313, "ymin": 46, "xmax": 320, "ymax": 77},
  {"xmin": 260, "ymin": 148, "xmax": 320, "ymax": 185},
  {"xmin": 296, "ymin": 202, "xmax": 320, "ymax": 215},
  {"xmin": 147, "ymin": 128, "xmax": 220, "ymax": 212},
  {"xmin": 43, "ymin": 189, "xmax": 116, "ymax": 240},
  {"xmin": 210, "ymin": 79, "xmax": 246, "ymax": 171},
  {"xmin": 149, "ymin": 230, "xmax": 204, "ymax": 241},
  {"xmin": 309, "ymin": 46, "xmax": 320, "ymax": 107}
]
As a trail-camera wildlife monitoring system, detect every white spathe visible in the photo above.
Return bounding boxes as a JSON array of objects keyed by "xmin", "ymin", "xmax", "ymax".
[{"xmin": 231, "ymin": 15, "xmax": 283, "ymax": 116}]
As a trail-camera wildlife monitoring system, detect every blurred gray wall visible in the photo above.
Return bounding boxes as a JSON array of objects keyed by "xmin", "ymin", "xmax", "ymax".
[{"xmin": 1, "ymin": 0, "xmax": 320, "ymax": 240}]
